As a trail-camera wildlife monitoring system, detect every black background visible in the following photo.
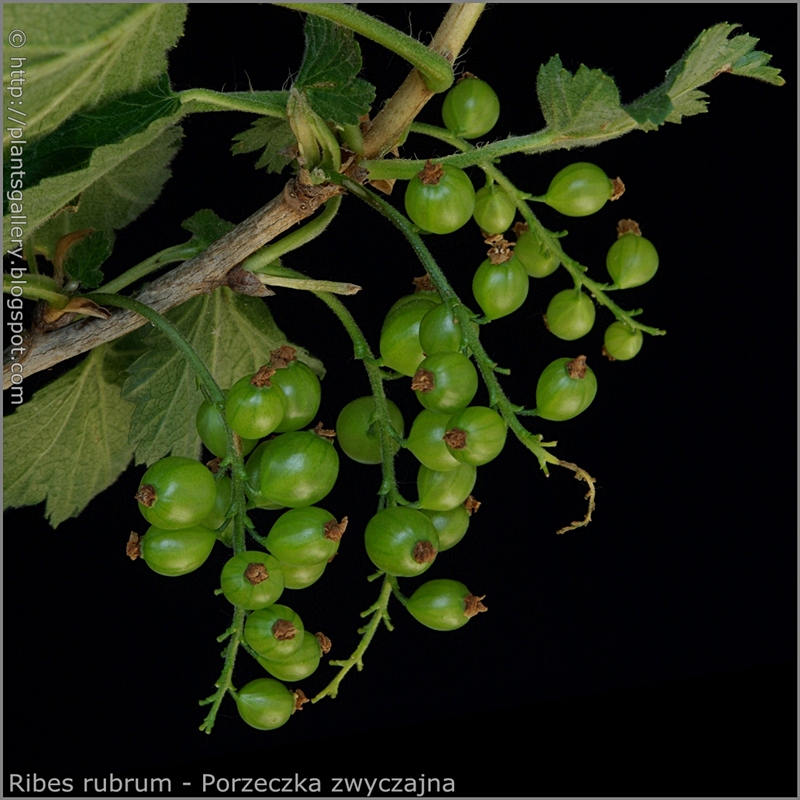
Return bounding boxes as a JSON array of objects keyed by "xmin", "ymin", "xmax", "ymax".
[{"xmin": 3, "ymin": 4, "xmax": 796, "ymax": 797}]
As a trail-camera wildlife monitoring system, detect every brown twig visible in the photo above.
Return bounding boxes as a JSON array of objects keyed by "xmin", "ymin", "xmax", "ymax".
[
  {"xmin": 2, "ymin": 180, "xmax": 342, "ymax": 390},
  {"xmin": 361, "ymin": 3, "xmax": 486, "ymax": 159}
]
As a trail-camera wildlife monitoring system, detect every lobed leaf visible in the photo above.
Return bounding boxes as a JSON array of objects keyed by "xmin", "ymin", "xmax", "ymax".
[
  {"xmin": 63, "ymin": 230, "xmax": 113, "ymax": 290},
  {"xmin": 232, "ymin": 117, "xmax": 297, "ymax": 174},
  {"xmin": 537, "ymin": 23, "xmax": 784, "ymax": 139},
  {"xmin": 2, "ymin": 335, "xmax": 145, "ymax": 527},
  {"xmin": 626, "ymin": 23, "xmax": 785, "ymax": 127},
  {"xmin": 536, "ymin": 56, "xmax": 628, "ymax": 139},
  {"xmin": 2, "ymin": 4, "xmax": 187, "ymax": 147},
  {"xmin": 122, "ymin": 290, "xmax": 325, "ymax": 466},
  {"xmin": 295, "ymin": 14, "xmax": 375, "ymax": 125}
]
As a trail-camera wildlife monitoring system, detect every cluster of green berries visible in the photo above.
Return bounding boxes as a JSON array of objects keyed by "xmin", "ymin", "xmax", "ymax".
[
  {"xmin": 401, "ymin": 76, "xmax": 657, "ymax": 364},
  {"xmin": 333, "ymin": 282, "xmax": 497, "ymax": 630},
  {"xmin": 129, "ymin": 346, "xmax": 344, "ymax": 730},
  {"xmin": 125, "ymin": 74, "xmax": 662, "ymax": 732}
]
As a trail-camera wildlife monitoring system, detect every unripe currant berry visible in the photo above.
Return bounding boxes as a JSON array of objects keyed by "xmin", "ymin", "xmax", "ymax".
[{"xmin": 406, "ymin": 579, "xmax": 488, "ymax": 631}]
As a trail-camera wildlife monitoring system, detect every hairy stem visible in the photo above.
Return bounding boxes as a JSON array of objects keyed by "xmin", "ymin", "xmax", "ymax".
[
  {"xmin": 199, "ymin": 452, "xmax": 252, "ymax": 732},
  {"xmin": 274, "ymin": 3, "xmax": 454, "ymax": 93},
  {"xmin": 86, "ymin": 293, "xmax": 224, "ymax": 405},
  {"xmin": 199, "ymin": 606, "xmax": 246, "ymax": 733},
  {"xmin": 179, "ymin": 88, "xmax": 288, "ymax": 118},
  {"xmin": 359, "ymin": 122, "xmax": 650, "ymax": 180},
  {"xmin": 312, "ymin": 575, "xmax": 393, "ymax": 702}
]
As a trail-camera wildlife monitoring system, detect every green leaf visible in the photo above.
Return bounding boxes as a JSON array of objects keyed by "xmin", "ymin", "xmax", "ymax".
[
  {"xmin": 2, "ymin": 3, "xmax": 187, "ymax": 147},
  {"xmin": 180, "ymin": 209, "xmax": 236, "ymax": 250},
  {"xmin": 535, "ymin": 24, "xmax": 784, "ymax": 141},
  {"xmin": 2, "ymin": 335, "xmax": 145, "ymax": 527},
  {"xmin": 620, "ymin": 90, "xmax": 674, "ymax": 128},
  {"xmin": 295, "ymin": 14, "xmax": 375, "ymax": 125},
  {"xmin": 663, "ymin": 91, "xmax": 709, "ymax": 124},
  {"xmin": 536, "ymin": 56, "xmax": 630, "ymax": 140},
  {"xmin": 9, "ymin": 122, "xmax": 183, "ymax": 258},
  {"xmin": 122, "ymin": 289, "xmax": 325, "ymax": 465},
  {"xmin": 63, "ymin": 230, "xmax": 113, "ymax": 290},
  {"xmin": 6, "ymin": 75, "xmax": 181, "ymax": 197},
  {"xmin": 730, "ymin": 49, "xmax": 785, "ymax": 84},
  {"xmin": 232, "ymin": 117, "xmax": 296, "ymax": 173},
  {"xmin": 626, "ymin": 23, "xmax": 785, "ymax": 127},
  {"xmin": 670, "ymin": 23, "xmax": 785, "ymax": 94}
]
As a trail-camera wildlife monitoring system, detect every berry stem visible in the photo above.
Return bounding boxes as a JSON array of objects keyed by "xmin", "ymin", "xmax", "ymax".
[
  {"xmin": 486, "ymin": 170, "xmax": 666, "ymax": 337},
  {"xmin": 388, "ymin": 575, "xmax": 409, "ymax": 607},
  {"xmin": 345, "ymin": 185, "xmax": 548, "ymax": 463},
  {"xmin": 87, "ymin": 293, "xmax": 256, "ymax": 719},
  {"xmin": 199, "ymin": 606, "xmax": 246, "ymax": 733},
  {"xmin": 85, "ymin": 293, "xmax": 224, "ymax": 407},
  {"xmin": 311, "ymin": 574, "xmax": 393, "ymax": 702}
]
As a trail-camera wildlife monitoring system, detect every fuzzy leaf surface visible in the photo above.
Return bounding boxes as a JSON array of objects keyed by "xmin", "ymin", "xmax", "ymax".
[
  {"xmin": 2, "ymin": 336, "xmax": 145, "ymax": 527},
  {"xmin": 626, "ymin": 23, "xmax": 785, "ymax": 126},
  {"xmin": 63, "ymin": 230, "xmax": 113, "ymax": 290},
  {"xmin": 295, "ymin": 14, "xmax": 375, "ymax": 125},
  {"xmin": 535, "ymin": 23, "xmax": 784, "ymax": 140},
  {"xmin": 231, "ymin": 117, "xmax": 296, "ymax": 173},
  {"xmin": 7, "ymin": 75, "xmax": 181, "ymax": 197},
  {"xmin": 2, "ymin": 4, "xmax": 186, "ymax": 147},
  {"xmin": 180, "ymin": 209, "xmax": 236, "ymax": 250},
  {"xmin": 12, "ymin": 123, "xmax": 183, "ymax": 258},
  {"xmin": 123, "ymin": 290, "xmax": 325, "ymax": 465},
  {"xmin": 536, "ymin": 56, "xmax": 631, "ymax": 142}
]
